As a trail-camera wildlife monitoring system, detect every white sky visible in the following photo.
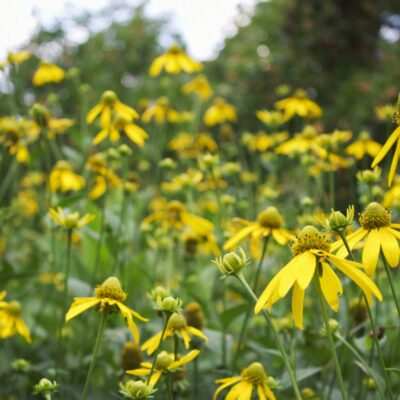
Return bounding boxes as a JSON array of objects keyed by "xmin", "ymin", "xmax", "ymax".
[{"xmin": 0, "ymin": 0, "xmax": 257, "ymax": 61}]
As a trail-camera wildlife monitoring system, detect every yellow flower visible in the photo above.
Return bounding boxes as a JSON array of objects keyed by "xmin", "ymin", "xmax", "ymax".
[
  {"xmin": 181, "ymin": 228, "xmax": 219, "ymax": 256},
  {"xmin": 242, "ymin": 132, "xmax": 276, "ymax": 153},
  {"xmin": 204, "ymin": 97, "xmax": 237, "ymax": 126},
  {"xmin": 141, "ymin": 200, "xmax": 214, "ymax": 236},
  {"xmin": 214, "ymin": 362, "xmax": 277, "ymax": 400},
  {"xmin": 142, "ymin": 97, "xmax": 180, "ymax": 124},
  {"xmin": 161, "ymin": 168, "xmax": 203, "ymax": 193},
  {"xmin": 127, "ymin": 349, "xmax": 200, "ymax": 386},
  {"xmin": 182, "ymin": 75, "xmax": 213, "ymax": 101},
  {"xmin": 255, "ymin": 225, "xmax": 382, "ymax": 329},
  {"xmin": 331, "ymin": 202, "xmax": 400, "ymax": 276},
  {"xmin": 346, "ymin": 131, "xmax": 381, "ymax": 160},
  {"xmin": 32, "ymin": 62, "xmax": 65, "ymax": 86},
  {"xmin": 141, "ymin": 313, "xmax": 207, "ymax": 355},
  {"xmin": 48, "ymin": 161, "xmax": 85, "ymax": 193},
  {"xmin": 168, "ymin": 132, "xmax": 217, "ymax": 159},
  {"xmin": 275, "ymin": 89, "xmax": 322, "ymax": 120},
  {"xmin": 92, "ymin": 112, "xmax": 148, "ymax": 146},
  {"xmin": 149, "ymin": 44, "xmax": 202, "ymax": 76},
  {"xmin": 47, "ymin": 118, "xmax": 75, "ymax": 139},
  {"xmin": 87, "ymin": 90, "xmax": 139, "ymax": 132},
  {"xmin": 224, "ymin": 207, "xmax": 293, "ymax": 250},
  {"xmin": 375, "ymin": 104, "xmax": 396, "ymax": 121},
  {"xmin": 65, "ymin": 276, "xmax": 148, "ymax": 343},
  {"xmin": 48, "ymin": 207, "xmax": 95, "ymax": 230},
  {"xmin": 371, "ymin": 116, "xmax": 400, "ymax": 186},
  {"xmin": 0, "ymin": 292, "xmax": 31, "ymax": 343},
  {"xmin": 275, "ymin": 125, "xmax": 326, "ymax": 157},
  {"xmin": 256, "ymin": 109, "xmax": 287, "ymax": 127},
  {"xmin": 6, "ymin": 51, "xmax": 32, "ymax": 65}
]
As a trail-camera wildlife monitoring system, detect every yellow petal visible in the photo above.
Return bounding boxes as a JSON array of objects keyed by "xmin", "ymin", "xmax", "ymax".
[
  {"xmin": 319, "ymin": 262, "xmax": 343, "ymax": 312},
  {"xmin": 362, "ymin": 230, "xmax": 381, "ymax": 276},
  {"xmin": 213, "ymin": 377, "xmax": 241, "ymax": 400},
  {"xmin": 295, "ymin": 251, "xmax": 316, "ymax": 290},
  {"xmin": 87, "ymin": 104, "xmax": 103, "ymax": 124},
  {"xmin": 278, "ymin": 255, "xmax": 302, "ymax": 297},
  {"xmin": 223, "ymin": 225, "xmax": 259, "ymax": 250},
  {"xmin": 388, "ymin": 136, "xmax": 400, "ymax": 186},
  {"xmin": 292, "ymin": 283, "xmax": 305, "ymax": 329},
  {"xmin": 379, "ymin": 228, "xmax": 400, "ymax": 268},
  {"xmin": 371, "ymin": 126, "xmax": 400, "ymax": 168},
  {"xmin": 65, "ymin": 298, "xmax": 100, "ymax": 321}
]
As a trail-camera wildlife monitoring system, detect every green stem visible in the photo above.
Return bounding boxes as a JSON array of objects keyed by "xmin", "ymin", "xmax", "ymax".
[
  {"xmin": 329, "ymin": 170, "xmax": 335, "ymax": 208},
  {"xmin": 381, "ymin": 255, "xmax": 400, "ymax": 319},
  {"xmin": 314, "ymin": 274, "xmax": 348, "ymax": 400},
  {"xmin": 235, "ymin": 272, "xmax": 302, "ymax": 400},
  {"xmin": 335, "ymin": 333, "xmax": 386, "ymax": 400},
  {"xmin": 0, "ymin": 158, "xmax": 18, "ymax": 204},
  {"xmin": 91, "ymin": 198, "xmax": 107, "ymax": 285},
  {"xmin": 81, "ymin": 309, "xmax": 109, "ymax": 400},
  {"xmin": 232, "ymin": 237, "xmax": 269, "ymax": 369},
  {"xmin": 338, "ymin": 231, "xmax": 393, "ymax": 399},
  {"xmin": 147, "ymin": 313, "xmax": 171, "ymax": 385},
  {"xmin": 167, "ymin": 373, "xmax": 174, "ymax": 400},
  {"xmin": 174, "ymin": 334, "xmax": 179, "ymax": 361}
]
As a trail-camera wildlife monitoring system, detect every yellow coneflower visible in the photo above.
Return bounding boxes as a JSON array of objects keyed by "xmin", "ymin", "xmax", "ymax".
[
  {"xmin": 0, "ymin": 292, "xmax": 31, "ymax": 343},
  {"xmin": 224, "ymin": 207, "xmax": 293, "ymax": 250},
  {"xmin": 87, "ymin": 90, "xmax": 139, "ymax": 132},
  {"xmin": 371, "ymin": 109, "xmax": 400, "ymax": 186},
  {"xmin": 346, "ymin": 131, "xmax": 381, "ymax": 160},
  {"xmin": 256, "ymin": 109, "xmax": 287, "ymax": 127},
  {"xmin": 182, "ymin": 75, "xmax": 213, "ymax": 101},
  {"xmin": 48, "ymin": 160, "xmax": 85, "ymax": 193},
  {"xmin": 6, "ymin": 50, "xmax": 32, "ymax": 65},
  {"xmin": 149, "ymin": 44, "xmax": 202, "ymax": 76},
  {"xmin": 65, "ymin": 277, "xmax": 148, "ymax": 343},
  {"xmin": 204, "ymin": 97, "xmax": 237, "ymax": 126},
  {"xmin": 127, "ymin": 349, "xmax": 200, "ymax": 385},
  {"xmin": 32, "ymin": 62, "xmax": 65, "ymax": 86},
  {"xmin": 214, "ymin": 362, "xmax": 277, "ymax": 400},
  {"xmin": 48, "ymin": 207, "xmax": 95, "ymax": 230},
  {"xmin": 255, "ymin": 225, "xmax": 382, "ymax": 329},
  {"xmin": 332, "ymin": 202, "xmax": 400, "ymax": 276},
  {"xmin": 142, "ymin": 97, "xmax": 180, "ymax": 125},
  {"xmin": 141, "ymin": 313, "xmax": 207, "ymax": 355},
  {"xmin": 141, "ymin": 200, "xmax": 214, "ymax": 236},
  {"xmin": 274, "ymin": 89, "xmax": 322, "ymax": 120}
]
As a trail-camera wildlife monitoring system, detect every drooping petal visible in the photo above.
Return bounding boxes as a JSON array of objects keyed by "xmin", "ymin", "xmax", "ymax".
[
  {"xmin": 263, "ymin": 385, "xmax": 277, "ymax": 400},
  {"xmin": 255, "ymin": 272, "xmax": 282, "ymax": 314},
  {"xmin": 86, "ymin": 104, "xmax": 103, "ymax": 124},
  {"xmin": 278, "ymin": 255, "xmax": 302, "ymax": 297},
  {"xmin": 388, "ymin": 136, "xmax": 400, "ymax": 186},
  {"xmin": 226, "ymin": 381, "xmax": 248, "ymax": 400},
  {"xmin": 170, "ymin": 349, "xmax": 200, "ymax": 369},
  {"xmin": 371, "ymin": 126, "xmax": 400, "ymax": 168},
  {"xmin": 213, "ymin": 377, "xmax": 241, "ymax": 400},
  {"xmin": 223, "ymin": 225, "xmax": 259, "ymax": 250},
  {"xmin": 65, "ymin": 298, "xmax": 100, "ymax": 322},
  {"xmin": 362, "ymin": 230, "xmax": 381, "ymax": 276},
  {"xmin": 319, "ymin": 262, "xmax": 343, "ymax": 312},
  {"xmin": 292, "ymin": 283, "xmax": 305, "ymax": 329},
  {"xmin": 295, "ymin": 251, "xmax": 316, "ymax": 290},
  {"xmin": 186, "ymin": 326, "xmax": 208, "ymax": 342},
  {"xmin": 379, "ymin": 227, "xmax": 400, "ymax": 268},
  {"xmin": 329, "ymin": 254, "xmax": 382, "ymax": 302}
]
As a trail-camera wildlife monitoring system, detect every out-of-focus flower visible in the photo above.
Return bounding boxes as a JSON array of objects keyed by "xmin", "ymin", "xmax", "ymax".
[
  {"xmin": 182, "ymin": 75, "xmax": 213, "ymax": 101},
  {"xmin": 275, "ymin": 89, "xmax": 322, "ymax": 120},
  {"xmin": 48, "ymin": 207, "xmax": 95, "ymax": 230},
  {"xmin": 204, "ymin": 97, "xmax": 237, "ymax": 126},
  {"xmin": 149, "ymin": 44, "xmax": 202, "ymax": 76},
  {"xmin": 119, "ymin": 380, "xmax": 156, "ymax": 399},
  {"xmin": 141, "ymin": 313, "xmax": 207, "ymax": 354},
  {"xmin": 127, "ymin": 349, "xmax": 200, "ymax": 385},
  {"xmin": 169, "ymin": 132, "xmax": 217, "ymax": 159},
  {"xmin": 46, "ymin": 118, "xmax": 75, "ymax": 139},
  {"xmin": 48, "ymin": 161, "xmax": 85, "ymax": 193},
  {"xmin": 32, "ymin": 62, "xmax": 65, "ymax": 86},
  {"xmin": 346, "ymin": 131, "xmax": 381, "ymax": 160},
  {"xmin": 375, "ymin": 104, "xmax": 396, "ymax": 121},
  {"xmin": 256, "ymin": 109, "xmax": 287, "ymax": 127},
  {"xmin": 0, "ymin": 292, "xmax": 31, "ymax": 343},
  {"xmin": 142, "ymin": 97, "xmax": 180, "ymax": 124},
  {"xmin": 66, "ymin": 276, "xmax": 148, "ymax": 343},
  {"xmin": 214, "ymin": 362, "xmax": 277, "ymax": 400}
]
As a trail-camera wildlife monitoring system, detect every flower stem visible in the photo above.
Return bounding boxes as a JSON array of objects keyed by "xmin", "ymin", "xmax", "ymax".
[
  {"xmin": 338, "ymin": 231, "xmax": 394, "ymax": 399},
  {"xmin": 147, "ymin": 313, "xmax": 171, "ymax": 385},
  {"xmin": 91, "ymin": 197, "xmax": 106, "ymax": 285},
  {"xmin": 235, "ymin": 272, "xmax": 302, "ymax": 400},
  {"xmin": 81, "ymin": 308, "xmax": 109, "ymax": 400},
  {"xmin": 381, "ymin": 255, "xmax": 400, "ymax": 319},
  {"xmin": 232, "ymin": 236, "xmax": 269, "ymax": 369},
  {"xmin": 314, "ymin": 274, "xmax": 348, "ymax": 400}
]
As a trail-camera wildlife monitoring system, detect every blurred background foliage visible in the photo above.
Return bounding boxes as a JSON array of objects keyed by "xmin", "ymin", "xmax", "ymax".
[{"xmin": 3, "ymin": 0, "xmax": 400, "ymax": 135}]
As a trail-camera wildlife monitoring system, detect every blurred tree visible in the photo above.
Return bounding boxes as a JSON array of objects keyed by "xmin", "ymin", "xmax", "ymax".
[{"xmin": 206, "ymin": 0, "xmax": 400, "ymax": 132}]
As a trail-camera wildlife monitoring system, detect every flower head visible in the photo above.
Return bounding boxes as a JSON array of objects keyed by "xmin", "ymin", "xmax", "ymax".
[
  {"xmin": 48, "ymin": 161, "xmax": 85, "ymax": 193},
  {"xmin": 0, "ymin": 292, "xmax": 31, "ymax": 343},
  {"xmin": 182, "ymin": 75, "xmax": 213, "ymax": 101},
  {"xmin": 119, "ymin": 380, "xmax": 156, "ymax": 399},
  {"xmin": 48, "ymin": 207, "xmax": 95, "ymax": 230},
  {"xmin": 204, "ymin": 97, "xmax": 237, "ymax": 126},
  {"xmin": 275, "ymin": 89, "xmax": 322, "ymax": 120},
  {"xmin": 141, "ymin": 313, "xmax": 207, "ymax": 355},
  {"xmin": 33, "ymin": 378, "xmax": 58, "ymax": 397},
  {"xmin": 127, "ymin": 349, "xmax": 200, "ymax": 386},
  {"xmin": 255, "ymin": 225, "xmax": 382, "ymax": 329},
  {"xmin": 32, "ymin": 62, "xmax": 65, "ymax": 86},
  {"xmin": 65, "ymin": 276, "xmax": 148, "ymax": 343},
  {"xmin": 149, "ymin": 44, "xmax": 202, "ymax": 76},
  {"xmin": 214, "ymin": 362, "xmax": 277, "ymax": 400},
  {"xmin": 213, "ymin": 248, "xmax": 249, "ymax": 277}
]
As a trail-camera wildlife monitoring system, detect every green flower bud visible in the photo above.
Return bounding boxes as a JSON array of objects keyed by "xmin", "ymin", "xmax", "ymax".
[
  {"xmin": 157, "ymin": 296, "xmax": 183, "ymax": 313},
  {"xmin": 119, "ymin": 380, "xmax": 156, "ymax": 399},
  {"xmin": 213, "ymin": 248, "xmax": 249, "ymax": 276}
]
